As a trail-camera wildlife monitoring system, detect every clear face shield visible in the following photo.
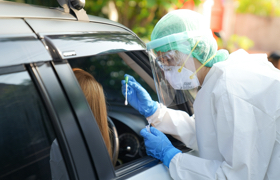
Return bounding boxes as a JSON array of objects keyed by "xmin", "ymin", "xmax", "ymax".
[{"xmin": 147, "ymin": 31, "xmax": 206, "ymax": 107}]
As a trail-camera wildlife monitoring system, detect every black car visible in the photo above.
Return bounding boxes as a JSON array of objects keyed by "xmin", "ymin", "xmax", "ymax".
[{"xmin": 0, "ymin": 1, "xmax": 194, "ymax": 179}]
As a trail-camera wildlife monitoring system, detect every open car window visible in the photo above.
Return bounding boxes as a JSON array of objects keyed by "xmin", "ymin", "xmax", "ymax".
[
  {"xmin": 69, "ymin": 53, "xmax": 158, "ymax": 103},
  {"xmin": 68, "ymin": 51, "xmax": 190, "ymax": 169},
  {"xmin": 68, "ymin": 52, "xmax": 156, "ymax": 166}
]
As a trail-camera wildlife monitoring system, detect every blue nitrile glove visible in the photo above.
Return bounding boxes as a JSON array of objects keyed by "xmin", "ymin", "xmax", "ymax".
[
  {"xmin": 121, "ymin": 74, "xmax": 158, "ymax": 117},
  {"xmin": 140, "ymin": 127, "xmax": 181, "ymax": 168}
]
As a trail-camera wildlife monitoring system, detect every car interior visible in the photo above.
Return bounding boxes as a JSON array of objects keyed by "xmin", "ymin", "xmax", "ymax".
[{"xmin": 67, "ymin": 50, "xmax": 193, "ymax": 168}]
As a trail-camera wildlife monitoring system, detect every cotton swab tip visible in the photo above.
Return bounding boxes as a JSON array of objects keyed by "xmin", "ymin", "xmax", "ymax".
[
  {"xmin": 124, "ymin": 100, "xmax": 128, "ymax": 105},
  {"xmin": 125, "ymin": 76, "xmax": 129, "ymax": 83}
]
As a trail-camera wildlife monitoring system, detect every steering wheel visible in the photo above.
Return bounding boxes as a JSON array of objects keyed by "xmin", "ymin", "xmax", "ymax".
[{"xmin": 107, "ymin": 117, "xmax": 119, "ymax": 166}]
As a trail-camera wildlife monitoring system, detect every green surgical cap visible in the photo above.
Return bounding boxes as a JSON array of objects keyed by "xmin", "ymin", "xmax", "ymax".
[{"xmin": 151, "ymin": 9, "xmax": 229, "ymax": 67}]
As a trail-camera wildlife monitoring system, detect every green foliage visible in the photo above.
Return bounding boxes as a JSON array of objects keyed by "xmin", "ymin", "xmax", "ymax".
[
  {"xmin": 217, "ymin": 34, "xmax": 254, "ymax": 53},
  {"xmin": 236, "ymin": 0, "xmax": 280, "ymax": 17},
  {"xmin": 7, "ymin": 0, "xmax": 201, "ymax": 40},
  {"xmin": 84, "ymin": 0, "xmax": 201, "ymax": 41},
  {"xmin": 84, "ymin": 0, "xmax": 109, "ymax": 18}
]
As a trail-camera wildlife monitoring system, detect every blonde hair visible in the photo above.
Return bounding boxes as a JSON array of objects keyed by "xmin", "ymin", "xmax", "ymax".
[{"xmin": 73, "ymin": 68, "xmax": 112, "ymax": 159}]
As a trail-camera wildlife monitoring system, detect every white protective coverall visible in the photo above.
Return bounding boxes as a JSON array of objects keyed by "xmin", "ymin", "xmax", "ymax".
[{"xmin": 147, "ymin": 49, "xmax": 280, "ymax": 180}]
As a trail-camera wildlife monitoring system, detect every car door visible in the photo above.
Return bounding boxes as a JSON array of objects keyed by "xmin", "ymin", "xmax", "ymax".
[{"xmin": 0, "ymin": 18, "xmax": 109, "ymax": 180}]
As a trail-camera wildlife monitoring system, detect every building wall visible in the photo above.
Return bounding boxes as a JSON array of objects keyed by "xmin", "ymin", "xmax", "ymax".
[{"xmin": 234, "ymin": 14, "xmax": 280, "ymax": 52}]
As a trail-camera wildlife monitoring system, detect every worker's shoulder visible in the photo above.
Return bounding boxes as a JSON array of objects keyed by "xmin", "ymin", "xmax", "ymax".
[
  {"xmin": 213, "ymin": 51, "xmax": 280, "ymax": 107},
  {"xmin": 215, "ymin": 49, "xmax": 279, "ymax": 80}
]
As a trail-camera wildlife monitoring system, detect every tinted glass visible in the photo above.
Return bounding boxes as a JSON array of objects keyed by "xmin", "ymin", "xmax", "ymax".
[
  {"xmin": 0, "ymin": 71, "xmax": 68, "ymax": 180},
  {"xmin": 68, "ymin": 53, "xmax": 157, "ymax": 103},
  {"xmin": 0, "ymin": 36, "xmax": 52, "ymax": 67},
  {"xmin": 46, "ymin": 33, "xmax": 145, "ymax": 60}
]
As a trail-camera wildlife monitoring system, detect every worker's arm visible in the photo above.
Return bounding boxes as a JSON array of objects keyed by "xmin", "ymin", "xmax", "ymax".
[{"xmin": 147, "ymin": 103, "xmax": 198, "ymax": 151}]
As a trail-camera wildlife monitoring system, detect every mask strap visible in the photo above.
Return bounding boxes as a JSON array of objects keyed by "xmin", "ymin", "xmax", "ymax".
[
  {"xmin": 178, "ymin": 37, "xmax": 202, "ymax": 73},
  {"xmin": 190, "ymin": 53, "xmax": 216, "ymax": 79}
]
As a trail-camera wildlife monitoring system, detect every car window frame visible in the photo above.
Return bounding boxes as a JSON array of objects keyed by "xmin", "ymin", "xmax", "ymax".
[
  {"xmin": 42, "ymin": 30, "xmax": 168, "ymax": 178},
  {"xmin": 27, "ymin": 61, "xmax": 97, "ymax": 180},
  {"xmin": 40, "ymin": 29, "xmax": 192, "ymax": 179},
  {"xmin": 41, "ymin": 31, "xmax": 118, "ymax": 179}
]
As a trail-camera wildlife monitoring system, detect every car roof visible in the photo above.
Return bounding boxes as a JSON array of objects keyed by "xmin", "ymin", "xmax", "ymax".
[
  {"xmin": 0, "ymin": 1, "xmax": 146, "ymax": 68},
  {"xmin": 0, "ymin": 1, "xmax": 133, "ymax": 33}
]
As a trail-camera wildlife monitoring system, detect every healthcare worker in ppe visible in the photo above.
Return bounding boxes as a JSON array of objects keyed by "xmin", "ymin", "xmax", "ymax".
[{"xmin": 121, "ymin": 9, "xmax": 280, "ymax": 180}]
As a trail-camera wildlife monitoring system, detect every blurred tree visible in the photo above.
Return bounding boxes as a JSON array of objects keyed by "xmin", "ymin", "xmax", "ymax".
[
  {"xmin": 84, "ymin": 0, "xmax": 201, "ymax": 41},
  {"xmin": 236, "ymin": 0, "xmax": 280, "ymax": 17},
  {"xmin": 217, "ymin": 34, "xmax": 254, "ymax": 53}
]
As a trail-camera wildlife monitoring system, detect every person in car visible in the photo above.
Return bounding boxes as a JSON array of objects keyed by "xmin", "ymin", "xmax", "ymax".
[
  {"xmin": 73, "ymin": 68, "xmax": 112, "ymax": 159},
  {"xmin": 121, "ymin": 9, "xmax": 280, "ymax": 180}
]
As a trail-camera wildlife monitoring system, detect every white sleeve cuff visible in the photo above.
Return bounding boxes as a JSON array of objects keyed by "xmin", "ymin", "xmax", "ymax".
[{"xmin": 146, "ymin": 102, "xmax": 167, "ymax": 126}]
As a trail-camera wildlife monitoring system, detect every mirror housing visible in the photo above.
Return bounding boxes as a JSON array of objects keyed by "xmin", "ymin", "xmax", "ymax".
[
  {"xmin": 70, "ymin": 0, "xmax": 85, "ymax": 10},
  {"xmin": 57, "ymin": 0, "xmax": 88, "ymax": 21}
]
